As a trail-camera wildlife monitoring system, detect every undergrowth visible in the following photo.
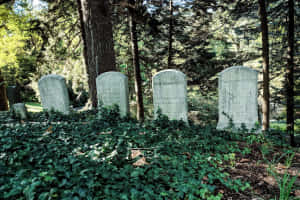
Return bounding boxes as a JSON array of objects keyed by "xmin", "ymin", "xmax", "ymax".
[{"xmin": 0, "ymin": 107, "xmax": 296, "ymax": 199}]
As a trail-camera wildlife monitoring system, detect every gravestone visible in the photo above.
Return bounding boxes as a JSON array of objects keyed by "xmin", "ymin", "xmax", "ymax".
[
  {"xmin": 96, "ymin": 72, "xmax": 129, "ymax": 117},
  {"xmin": 12, "ymin": 103, "xmax": 28, "ymax": 120},
  {"xmin": 38, "ymin": 74, "xmax": 70, "ymax": 114},
  {"xmin": 153, "ymin": 69, "xmax": 188, "ymax": 122},
  {"xmin": 217, "ymin": 66, "xmax": 259, "ymax": 130}
]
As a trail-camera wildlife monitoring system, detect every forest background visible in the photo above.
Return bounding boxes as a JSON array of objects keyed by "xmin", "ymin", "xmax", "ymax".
[
  {"xmin": 0, "ymin": 0, "xmax": 299, "ymax": 128},
  {"xmin": 1, "ymin": 1, "xmax": 300, "ymax": 198}
]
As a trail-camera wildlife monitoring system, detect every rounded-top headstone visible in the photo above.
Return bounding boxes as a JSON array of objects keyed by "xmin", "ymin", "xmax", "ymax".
[
  {"xmin": 152, "ymin": 69, "xmax": 188, "ymax": 122},
  {"xmin": 38, "ymin": 74, "xmax": 70, "ymax": 114},
  {"xmin": 217, "ymin": 66, "xmax": 259, "ymax": 130},
  {"xmin": 96, "ymin": 71, "xmax": 129, "ymax": 117}
]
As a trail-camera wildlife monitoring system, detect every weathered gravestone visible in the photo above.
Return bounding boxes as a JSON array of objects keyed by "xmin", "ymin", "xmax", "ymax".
[
  {"xmin": 153, "ymin": 69, "xmax": 188, "ymax": 122},
  {"xmin": 12, "ymin": 103, "xmax": 28, "ymax": 120},
  {"xmin": 96, "ymin": 72, "xmax": 129, "ymax": 117},
  {"xmin": 217, "ymin": 66, "xmax": 259, "ymax": 130},
  {"xmin": 38, "ymin": 74, "xmax": 70, "ymax": 114}
]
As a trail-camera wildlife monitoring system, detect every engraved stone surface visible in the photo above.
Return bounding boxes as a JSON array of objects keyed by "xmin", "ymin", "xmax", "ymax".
[
  {"xmin": 96, "ymin": 72, "xmax": 129, "ymax": 117},
  {"xmin": 12, "ymin": 103, "xmax": 28, "ymax": 120},
  {"xmin": 217, "ymin": 66, "xmax": 259, "ymax": 130},
  {"xmin": 153, "ymin": 69, "xmax": 188, "ymax": 122},
  {"xmin": 38, "ymin": 74, "xmax": 70, "ymax": 114}
]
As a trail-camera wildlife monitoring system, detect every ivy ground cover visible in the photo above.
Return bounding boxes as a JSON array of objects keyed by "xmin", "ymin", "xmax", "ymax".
[{"xmin": 0, "ymin": 109, "xmax": 299, "ymax": 199}]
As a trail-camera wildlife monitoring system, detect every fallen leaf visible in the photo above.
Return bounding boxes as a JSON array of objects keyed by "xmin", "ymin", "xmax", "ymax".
[
  {"xmin": 201, "ymin": 176, "xmax": 208, "ymax": 184},
  {"xmin": 98, "ymin": 131, "xmax": 112, "ymax": 135},
  {"xmin": 45, "ymin": 126, "xmax": 53, "ymax": 133},
  {"xmin": 182, "ymin": 152, "xmax": 191, "ymax": 159},
  {"xmin": 76, "ymin": 151, "xmax": 85, "ymax": 156},
  {"xmin": 263, "ymin": 176, "xmax": 276, "ymax": 186},
  {"xmin": 258, "ymin": 181, "xmax": 264, "ymax": 186},
  {"xmin": 131, "ymin": 150, "xmax": 143, "ymax": 159},
  {"xmin": 133, "ymin": 157, "xmax": 149, "ymax": 166},
  {"xmin": 240, "ymin": 158, "xmax": 250, "ymax": 163},
  {"xmin": 277, "ymin": 163, "xmax": 288, "ymax": 169}
]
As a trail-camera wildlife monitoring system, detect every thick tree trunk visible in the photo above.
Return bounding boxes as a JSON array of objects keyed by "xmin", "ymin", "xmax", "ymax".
[
  {"xmin": 167, "ymin": 0, "xmax": 174, "ymax": 68},
  {"xmin": 128, "ymin": 0, "xmax": 144, "ymax": 121},
  {"xmin": 258, "ymin": 0, "xmax": 270, "ymax": 131},
  {"xmin": 287, "ymin": 0, "xmax": 295, "ymax": 146},
  {"xmin": 0, "ymin": 71, "xmax": 8, "ymax": 111},
  {"xmin": 78, "ymin": 0, "xmax": 116, "ymax": 108},
  {"xmin": 0, "ymin": 0, "xmax": 15, "ymax": 6}
]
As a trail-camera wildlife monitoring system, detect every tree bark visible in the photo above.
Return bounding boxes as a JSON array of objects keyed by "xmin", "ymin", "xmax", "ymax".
[
  {"xmin": 167, "ymin": 0, "xmax": 174, "ymax": 68},
  {"xmin": 78, "ymin": 0, "xmax": 116, "ymax": 108},
  {"xmin": 0, "ymin": 0, "xmax": 14, "ymax": 6},
  {"xmin": 258, "ymin": 0, "xmax": 270, "ymax": 131},
  {"xmin": 0, "ymin": 70, "xmax": 8, "ymax": 111},
  {"xmin": 128, "ymin": 0, "xmax": 144, "ymax": 121},
  {"xmin": 287, "ymin": 0, "xmax": 295, "ymax": 146}
]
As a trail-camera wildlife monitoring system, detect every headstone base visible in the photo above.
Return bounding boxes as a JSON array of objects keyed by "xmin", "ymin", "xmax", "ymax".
[{"xmin": 217, "ymin": 122, "xmax": 261, "ymax": 133}]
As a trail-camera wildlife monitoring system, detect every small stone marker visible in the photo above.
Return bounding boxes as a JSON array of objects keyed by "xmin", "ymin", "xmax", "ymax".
[
  {"xmin": 96, "ymin": 72, "xmax": 129, "ymax": 117},
  {"xmin": 12, "ymin": 103, "xmax": 28, "ymax": 120},
  {"xmin": 38, "ymin": 74, "xmax": 70, "ymax": 114},
  {"xmin": 217, "ymin": 66, "xmax": 259, "ymax": 130},
  {"xmin": 153, "ymin": 69, "xmax": 188, "ymax": 122}
]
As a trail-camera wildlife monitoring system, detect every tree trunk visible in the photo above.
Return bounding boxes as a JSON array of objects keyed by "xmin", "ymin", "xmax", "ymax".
[
  {"xmin": 128, "ymin": 0, "xmax": 144, "ymax": 121},
  {"xmin": 78, "ymin": 0, "xmax": 116, "ymax": 108},
  {"xmin": 167, "ymin": 0, "xmax": 174, "ymax": 68},
  {"xmin": 287, "ymin": 0, "xmax": 295, "ymax": 146},
  {"xmin": 0, "ymin": 70, "xmax": 8, "ymax": 111},
  {"xmin": 258, "ymin": 0, "xmax": 270, "ymax": 131},
  {"xmin": 0, "ymin": 0, "xmax": 15, "ymax": 6}
]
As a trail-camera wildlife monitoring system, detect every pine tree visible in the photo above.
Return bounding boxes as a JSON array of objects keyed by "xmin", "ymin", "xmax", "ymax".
[
  {"xmin": 128, "ymin": 0, "xmax": 145, "ymax": 121},
  {"xmin": 286, "ymin": 0, "xmax": 295, "ymax": 146},
  {"xmin": 258, "ymin": 0, "xmax": 270, "ymax": 131}
]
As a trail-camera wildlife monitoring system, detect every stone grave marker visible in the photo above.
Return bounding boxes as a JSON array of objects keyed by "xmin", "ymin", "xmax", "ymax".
[
  {"xmin": 152, "ymin": 69, "xmax": 188, "ymax": 122},
  {"xmin": 96, "ymin": 72, "xmax": 129, "ymax": 117},
  {"xmin": 12, "ymin": 103, "xmax": 28, "ymax": 120},
  {"xmin": 38, "ymin": 74, "xmax": 70, "ymax": 114},
  {"xmin": 217, "ymin": 66, "xmax": 259, "ymax": 130}
]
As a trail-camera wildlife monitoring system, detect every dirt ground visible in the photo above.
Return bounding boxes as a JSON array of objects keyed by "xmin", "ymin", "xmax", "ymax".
[{"xmin": 222, "ymin": 143, "xmax": 300, "ymax": 199}]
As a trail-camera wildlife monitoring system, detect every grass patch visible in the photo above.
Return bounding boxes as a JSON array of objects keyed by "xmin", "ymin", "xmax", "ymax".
[
  {"xmin": 271, "ymin": 120, "xmax": 300, "ymax": 134},
  {"xmin": 25, "ymin": 102, "xmax": 43, "ymax": 112}
]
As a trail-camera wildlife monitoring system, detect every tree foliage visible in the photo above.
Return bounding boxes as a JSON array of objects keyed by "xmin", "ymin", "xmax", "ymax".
[
  {"xmin": 0, "ymin": 0, "xmax": 299, "ymax": 123},
  {"xmin": 0, "ymin": 3, "xmax": 37, "ymax": 87}
]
